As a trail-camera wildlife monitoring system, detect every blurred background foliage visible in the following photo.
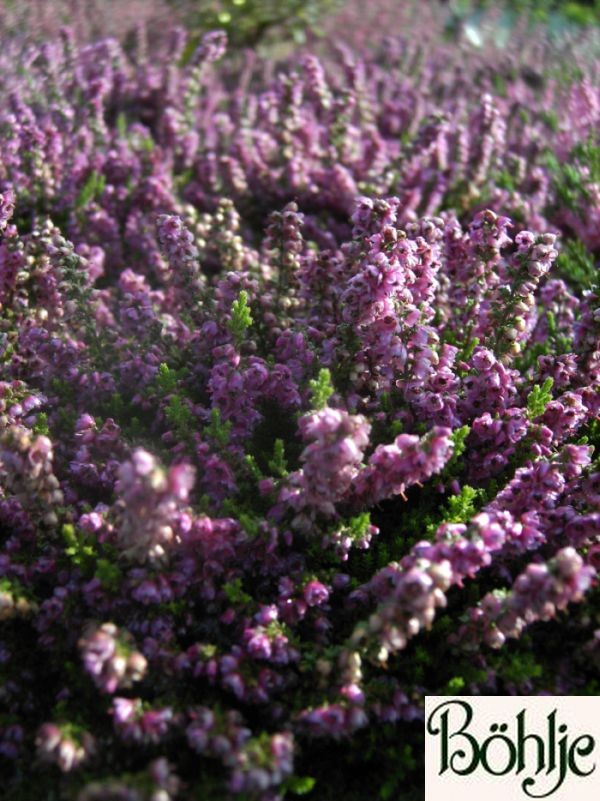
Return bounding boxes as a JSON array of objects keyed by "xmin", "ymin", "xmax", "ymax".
[
  {"xmin": 0, "ymin": 0, "xmax": 598, "ymax": 49},
  {"xmin": 446, "ymin": 0, "xmax": 599, "ymax": 40},
  {"xmin": 474, "ymin": 0, "xmax": 599, "ymax": 24},
  {"xmin": 167, "ymin": 0, "xmax": 599, "ymax": 48},
  {"xmin": 167, "ymin": 0, "xmax": 344, "ymax": 46}
]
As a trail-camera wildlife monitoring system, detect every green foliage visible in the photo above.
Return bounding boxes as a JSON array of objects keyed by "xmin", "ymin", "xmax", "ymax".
[
  {"xmin": 526, "ymin": 376, "xmax": 554, "ymax": 419},
  {"xmin": 32, "ymin": 412, "xmax": 49, "ymax": 437},
  {"xmin": 228, "ymin": 290, "xmax": 253, "ymax": 345},
  {"xmin": 57, "ymin": 406, "xmax": 78, "ymax": 433},
  {"xmin": 105, "ymin": 392, "xmax": 126, "ymax": 420},
  {"xmin": 222, "ymin": 578, "xmax": 253, "ymax": 606},
  {"xmin": 443, "ymin": 485, "xmax": 485, "ymax": 524},
  {"xmin": 0, "ymin": 576, "xmax": 33, "ymax": 604},
  {"xmin": 309, "ymin": 368, "xmax": 334, "ymax": 410},
  {"xmin": 577, "ymin": 416, "xmax": 600, "ymax": 460},
  {"xmin": 284, "ymin": 776, "xmax": 316, "ymax": 796},
  {"xmin": 116, "ymin": 111, "xmax": 128, "ymax": 139},
  {"xmin": 346, "ymin": 512, "xmax": 373, "ymax": 542},
  {"xmin": 556, "ymin": 239, "xmax": 597, "ymax": 291},
  {"xmin": 155, "ymin": 362, "xmax": 188, "ymax": 395},
  {"xmin": 94, "ymin": 558, "xmax": 123, "ymax": 592},
  {"xmin": 379, "ymin": 392, "xmax": 392, "ymax": 413},
  {"xmin": 463, "ymin": 0, "xmax": 600, "ymax": 28},
  {"xmin": 244, "ymin": 453, "xmax": 264, "ymax": 481},
  {"xmin": 352, "ymin": 481, "xmax": 485, "ymax": 578},
  {"xmin": 489, "ymin": 645, "xmax": 544, "ymax": 688},
  {"xmin": 206, "ymin": 407, "xmax": 232, "ymax": 446},
  {"xmin": 443, "ymin": 425, "xmax": 471, "ymax": 475},
  {"xmin": 62, "ymin": 523, "xmax": 95, "ymax": 571},
  {"xmin": 571, "ymin": 137, "xmax": 600, "ymax": 183},
  {"xmin": 390, "ymin": 419, "xmax": 404, "ymax": 437},
  {"xmin": 222, "ymin": 498, "xmax": 262, "ymax": 536},
  {"xmin": 378, "ymin": 743, "xmax": 417, "ymax": 801},
  {"xmin": 444, "ymin": 675, "xmax": 466, "ymax": 694},
  {"xmin": 545, "ymin": 137, "xmax": 600, "ymax": 216},
  {"xmin": 268, "ymin": 438, "xmax": 288, "ymax": 477},
  {"xmin": 494, "ymin": 170, "xmax": 518, "ymax": 192},
  {"xmin": 165, "ymin": 394, "xmax": 195, "ymax": 439},
  {"xmin": 52, "ymin": 718, "xmax": 89, "ymax": 744},
  {"xmin": 76, "ymin": 170, "xmax": 106, "ymax": 209},
  {"xmin": 148, "ymin": 362, "xmax": 197, "ymax": 442},
  {"xmin": 539, "ymin": 110, "xmax": 559, "ymax": 132},
  {"xmin": 175, "ymin": 0, "xmax": 343, "ymax": 50},
  {"xmin": 238, "ymin": 510, "xmax": 261, "ymax": 536},
  {"xmin": 460, "ymin": 335, "xmax": 480, "ymax": 363},
  {"xmin": 63, "ymin": 524, "xmax": 124, "ymax": 591}
]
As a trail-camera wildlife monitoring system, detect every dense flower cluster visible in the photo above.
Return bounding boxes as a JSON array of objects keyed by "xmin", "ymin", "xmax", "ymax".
[{"xmin": 0, "ymin": 9, "xmax": 598, "ymax": 801}]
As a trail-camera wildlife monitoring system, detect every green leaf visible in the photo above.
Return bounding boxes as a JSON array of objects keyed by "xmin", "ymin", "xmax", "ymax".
[
  {"xmin": 244, "ymin": 454, "xmax": 264, "ymax": 481},
  {"xmin": 461, "ymin": 336, "xmax": 480, "ymax": 362},
  {"xmin": 206, "ymin": 407, "xmax": 231, "ymax": 446},
  {"xmin": 346, "ymin": 511, "xmax": 372, "ymax": 542},
  {"xmin": 268, "ymin": 439, "xmax": 288, "ymax": 477},
  {"xmin": 286, "ymin": 776, "xmax": 316, "ymax": 795},
  {"xmin": 526, "ymin": 377, "xmax": 554, "ymax": 419},
  {"xmin": 238, "ymin": 511, "xmax": 261, "ymax": 537},
  {"xmin": 223, "ymin": 578, "xmax": 252, "ymax": 606},
  {"xmin": 556, "ymin": 240, "xmax": 597, "ymax": 291},
  {"xmin": 62, "ymin": 524, "xmax": 96, "ymax": 570},
  {"xmin": 445, "ymin": 485, "xmax": 485, "ymax": 524},
  {"xmin": 155, "ymin": 363, "xmax": 179, "ymax": 395},
  {"xmin": 441, "ymin": 425, "xmax": 471, "ymax": 477},
  {"xmin": 95, "ymin": 559, "xmax": 123, "ymax": 592},
  {"xmin": 309, "ymin": 368, "xmax": 334, "ymax": 410},
  {"xmin": 228, "ymin": 290, "xmax": 253, "ymax": 345},
  {"xmin": 390, "ymin": 419, "xmax": 404, "ymax": 437},
  {"xmin": 76, "ymin": 171, "xmax": 105, "ymax": 209},
  {"xmin": 447, "ymin": 676, "xmax": 465, "ymax": 693},
  {"xmin": 32, "ymin": 412, "xmax": 49, "ymax": 437},
  {"xmin": 165, "ymin": 395, "xmax": 195, "ymax": 438},
  {"xmin": 62, "ymin": 523, "xmax": 77, "ymax": 547},
  {"xmin": 116, "ymin": 112, "xmax": 128, "ymax": 139}
]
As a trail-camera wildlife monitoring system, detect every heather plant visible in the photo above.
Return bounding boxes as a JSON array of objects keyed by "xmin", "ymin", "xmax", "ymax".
[
  {"xmin": 0, "ymin": 0, "xmax": 175, "ymax": 45},
  {"xmin": 0, "ymin": 9, "xmax": 598, "ymax": 801}
]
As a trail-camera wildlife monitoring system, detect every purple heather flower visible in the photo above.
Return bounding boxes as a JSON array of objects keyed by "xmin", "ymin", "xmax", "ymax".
[
  {"xmin": 303, "ymin": 580, "xmax": 330, "ymax": 607},
  {"xmin": 36, "ymin": 723, "xmax": 95, "ymax": 772},
  {"xmin": 156, "ymin": 214, "xmax": 202, "ymax": 296},
  {"xmin": 115, "ymin": 449, "xmax": 195, "ymax": 564},
  {"xmin": 285, "ymin": 408, "xmax": 371, "ymax": 520},
  {"xmin": 0, "ymin": 186, "xmax": 15, "ymax": 232},
  {"xmin": 354, "ymin": 426, "xmax": 453, "ymax": 505},
  {"xmin": 192, "ymin": 30, "xmax": 227, "ymax": 65},
  {"xmin": 79, "ymin": 622, "xmax": 147, "ymax": 694},
  {"xmin": 0, "ymin": 18, "xmax": 597, "ymax": 799}
]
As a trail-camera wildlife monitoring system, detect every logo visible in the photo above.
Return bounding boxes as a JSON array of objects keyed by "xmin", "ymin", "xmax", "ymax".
[{"xmin": 425, "ymin": 696, "xmax": 600, "ymax": 801}]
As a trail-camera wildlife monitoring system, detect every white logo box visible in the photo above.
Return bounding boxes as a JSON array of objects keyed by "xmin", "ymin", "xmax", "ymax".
[{"xmin": 425, "ymin": 695, "xmax": 600, "ymax": 801}]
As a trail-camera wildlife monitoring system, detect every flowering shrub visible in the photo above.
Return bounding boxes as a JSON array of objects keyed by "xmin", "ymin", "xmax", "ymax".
[{"xmin": 0, "ymin": 13, "xmax": 598, "ymax": 801}]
